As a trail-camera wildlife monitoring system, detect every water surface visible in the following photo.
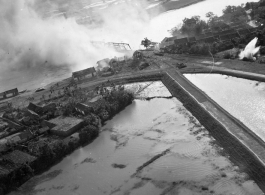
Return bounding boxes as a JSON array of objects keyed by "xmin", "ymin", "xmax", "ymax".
[
  {"xmin": 9, "ymin": 82, "xmax": 262, "ymax": 195},
  {"xmin": 185, "ymin": 74, "xmax": 265, "ymax": 142}
]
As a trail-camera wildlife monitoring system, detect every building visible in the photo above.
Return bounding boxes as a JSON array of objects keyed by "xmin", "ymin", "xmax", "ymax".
[
  {"xmin": 18, "ymin": 130, "xmax": 34, "ymax": 142},
  {"xmin": 195, "ymin": 34, "xmax": 206, "ymax": 40},
  {"xmin": 197, "ymin": 36, "xmax": 216, "ymax": 44},
  {"xmin": 160, "ymin": 36, "xmax": 178, "ymax": 48},
  {"xmin": 213, "ymin": 29, "xmax": 236, "ymax": 37},
  {"xmin": 174, "ymin": 38, "xmax": 189, "ymax": 46},
  {"xmin": 159, "ymin": 37, "xmax": 169, "ymax": 49},
  {"xmin": 49, "ymin": 116, "xmax": 84, "ymax": 137},
  {"xmin": 0, "ymin": 88, "xmax": 19, "ymax": 100},
  {"xmin": 75, "ymin": 103, "xmax": 94, "ymax": 115},
  {"xmin": 72, "ymin": 67, "xmax": 96, "ymax": 81},
  {"xmin": 219, "ymin": 33, "xmax": 240, "ymax": 42},
  {"xmin": 188, "ymin": 37, "xmax": 196, "ymax": 43},
  {"xmin": 91, "ymin": 41, "xmax": 131, "ymax": 51}
]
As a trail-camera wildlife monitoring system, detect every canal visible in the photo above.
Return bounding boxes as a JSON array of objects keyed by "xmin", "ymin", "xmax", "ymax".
[
  {"xmin": 185, "ymin": 74, "xmax": 265, "ymax": 142},
  {"xmin": 9, "ymin": 81, "xmax": 263, "ymax": 195}
]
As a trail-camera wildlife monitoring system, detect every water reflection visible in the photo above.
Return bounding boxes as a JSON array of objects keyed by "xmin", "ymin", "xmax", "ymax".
[
  {"xmin": 185, "ymin": 74, "xmax": 265, "ymax": 141},
  {"xmin": 9, "ymin": 82, "xmax": 262, "ymax": 195}
]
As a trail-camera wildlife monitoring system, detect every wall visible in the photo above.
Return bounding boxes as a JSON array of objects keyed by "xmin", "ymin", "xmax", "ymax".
[{"xmin": 162, "ymin": 72, "xmax": 265, "ymax": 191}]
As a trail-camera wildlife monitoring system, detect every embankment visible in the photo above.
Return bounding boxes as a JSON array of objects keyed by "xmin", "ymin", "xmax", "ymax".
[
  {"xmin": 0, "ymin": 90, "xmax": 134, "ymax": 195},
  {"xmin": 181, "ymin": 67, "xmax": 265, "ymax": 82},
  {"xmin": 162, "ymin": 70, "xmax": 265, "ymax": 192}
]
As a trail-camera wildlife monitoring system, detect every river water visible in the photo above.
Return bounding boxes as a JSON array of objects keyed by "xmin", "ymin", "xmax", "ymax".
[
  {"xmin": 185, "ymin": 74, "xmax": 265, "ymax": 142},
  {"xmin": 9, "ymin": 82, "xmax": 263, "ymax": 195},
  {"xmin": 146, "ymin": 0, "xmax": 260, "ymax": 42}
]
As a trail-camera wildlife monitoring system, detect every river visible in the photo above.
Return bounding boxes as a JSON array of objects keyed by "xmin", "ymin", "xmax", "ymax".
[
  {"xmin": 185, "ymin": 74, "xmax": 265, "ymax": 142},
  {"xmin": 9, "ymin": 82, "xmax": 263, "ymax": 195},
  {"xmin": 146, "ymin": 0, "xmax": 260, "ymax": 42}
]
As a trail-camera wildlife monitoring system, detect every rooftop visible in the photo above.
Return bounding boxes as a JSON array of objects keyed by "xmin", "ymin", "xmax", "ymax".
[{"xmin": 49, "ymin": 116, "xmax": 84, "ymax": 136}]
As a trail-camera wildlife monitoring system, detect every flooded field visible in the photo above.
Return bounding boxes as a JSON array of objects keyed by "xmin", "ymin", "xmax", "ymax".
[
  {"xmin": 185, "ymin": 74, "xmax": 265, "ymax": 142},
  {"xmin": 9, "ymin": 82, "xmax": 263, "ymax": 195}
]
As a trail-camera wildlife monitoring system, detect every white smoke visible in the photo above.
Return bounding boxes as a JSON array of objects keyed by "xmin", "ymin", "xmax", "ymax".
[
  {"xmin": 0, "ymin": 0, "xmax": 152, "ymax": 91},
  {"xmin": 239, "ymin": 37, "xmax": 260, "ymax": 61}
]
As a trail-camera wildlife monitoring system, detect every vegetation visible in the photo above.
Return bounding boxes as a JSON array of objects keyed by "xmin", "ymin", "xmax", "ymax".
[
  {"xmin": 141, "ymin": 37, "xmax": 152, "ymax": 49},
  {"xmin": 171, "ymin": 5, "xmax": 248, "ymax": 37},
  {"xmin": 0, "ymin": 81, "xmax": 135, "ymax": 194},
  {"xmin": 166, "ymin": 0, "xmax": 265, "ymax": 58}
]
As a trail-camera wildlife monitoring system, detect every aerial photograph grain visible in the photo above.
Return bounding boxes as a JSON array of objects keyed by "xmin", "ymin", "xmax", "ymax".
[{"xmin": 1, "ymin": 0, "xmax": 265, "ymax": 194}]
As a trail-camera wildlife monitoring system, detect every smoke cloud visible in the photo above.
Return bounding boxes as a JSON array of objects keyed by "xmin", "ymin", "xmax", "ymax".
[
  {"xmin": 239, "ymin": 37, "xmax": 260, "ymax": 61},
  {"xmin": 0, "ymin": 0, "xmax": 152, "ymax": 91}
]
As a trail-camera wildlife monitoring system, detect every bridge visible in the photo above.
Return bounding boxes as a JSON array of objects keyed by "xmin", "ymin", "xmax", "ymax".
[{"xmin": 91, "ymin": 41, "xmax": 131, "ymax": 51}]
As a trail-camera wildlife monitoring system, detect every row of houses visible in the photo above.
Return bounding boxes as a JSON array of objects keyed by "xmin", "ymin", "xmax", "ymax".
[
  {"xmin": 202, "ymin": 21, "xmax": 251, "ymax": 35},
  {"xmin": 160, "ymin": 26, "xmax": 260, "ymax": 49},
  {"xmin": 0, "ymin": 88, "xmax": 19, "ymax": 100},
  {"xmin": 72, "ymin": 55, "xmax": 130, "ymax": 81}
]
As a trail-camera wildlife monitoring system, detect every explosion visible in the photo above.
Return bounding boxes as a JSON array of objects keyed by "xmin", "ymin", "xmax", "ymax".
[{"xmin": 239, "ymin": 37, "xmax": 260, "ymax": 61}]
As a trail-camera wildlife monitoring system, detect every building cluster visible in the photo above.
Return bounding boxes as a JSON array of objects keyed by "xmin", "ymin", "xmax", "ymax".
[
  {"xmin": 0, "ymin": 88, "xmax": 19, "ymax": 101},
  {"xmin": 0, "ymin": 92, "xmax": 106, "ymax": 154},
  {"xmin": 72, "ymin": 67, "xmax": 96, "ymax": 81},
  {"xmin": 160, "ymin": 21, "xmax": 262, "ymax": 49}
]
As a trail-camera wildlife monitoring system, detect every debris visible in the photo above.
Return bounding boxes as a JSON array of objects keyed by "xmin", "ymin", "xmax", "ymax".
[
  {"xmin": 112, "ymin": 163, "xmax": 126, "ymax": 169},
  {"xmin": 154, "ymin": 51, "xmax": 164, "ymax": 56},
  {"xmin": 175, "ymin": 63, "xmax": 187, "ymax": 69},
  {"xmin": 139, "ymin": 62, "xmax": 149, "ymax": 70},
  {"xmin": 35, "ymin": 87, "xmax": 45, "ymax": 92}
]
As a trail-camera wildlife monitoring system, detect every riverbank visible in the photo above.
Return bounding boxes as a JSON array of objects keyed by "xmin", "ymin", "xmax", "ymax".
[
  {"xmin": 0, "ymin": 86, "xmax": 134, "ymax": 195},
  {"xmin": 8, "ymin": 82, "xmax": 263, "ymax": 194},
  {"xmin": 147, "ymin": 0, "xmax": 205, "ymax": 17},
  {"xmin": 3, "ymin": 52, "xmax": 265, "ymax": 194},
  {"xmin": 162, "ymin": 70, "xmax": 265, "ymax": 191}
]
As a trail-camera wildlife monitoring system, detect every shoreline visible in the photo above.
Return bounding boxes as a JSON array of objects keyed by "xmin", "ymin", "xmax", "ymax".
[
  {"xmin": 0, "ymin": 86, "xmax": 134, "ymax": 195},
  {"xmin": 3, "ymin": 66, "xmax": 265, "ymax": 193},
  {"xmin": 147, "ymin": 0, "xmax": 206, "ymax": 18}
]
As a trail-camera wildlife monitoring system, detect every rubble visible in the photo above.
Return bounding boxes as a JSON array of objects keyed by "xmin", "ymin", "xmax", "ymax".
[
  {"xmin": 139, "ymin": 62, "xmax": 150, "ymax": 70},
  {"xmin": 27, "ymin": 102, "xmax": 56, "ymax": 115}
]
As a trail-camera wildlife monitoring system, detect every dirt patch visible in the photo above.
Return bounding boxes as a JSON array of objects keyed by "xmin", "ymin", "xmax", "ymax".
[
  {"xmin": 81, "ymin": 158, "xmax": 96, "ymax": 164},
  {"xmin": 112, "ymin": 163, "xmax": 127, "ymax": 169}
]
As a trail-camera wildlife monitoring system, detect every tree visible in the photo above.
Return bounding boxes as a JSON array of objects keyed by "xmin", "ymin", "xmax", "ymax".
[
  {"xmin": 206, "ymin": 12, "xmax": 214, "ymax": 18},
  {"xmin": 141, "ymin": 38, "xmax": 151, "ymax": 49},
  {"xmin": 180, "ymin": 16, "xmax": 207, "ymax": 36},
  {"xmin": 223, "ymin": 6, "xmax": 238, "ymax": 14},
  {"xmin": 245, "ymin": 2, "xmax": 251, "ymax": 10}
]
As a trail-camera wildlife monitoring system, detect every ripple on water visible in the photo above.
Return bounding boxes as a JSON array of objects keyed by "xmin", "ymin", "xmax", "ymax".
[
  {"xmin": 140, "ymin": 154, "xmax": 218, "ymax": 182},
  {"xmin": 10, "ymin": 85, "xmax": 263, "ymax": 195},
  {"xmin": 211, "ymin": 178, "xmax": 253, "ymax": 195},
  {"xmin": 171, "ymin": 141, "xmax": 206, "ymax": 159}
]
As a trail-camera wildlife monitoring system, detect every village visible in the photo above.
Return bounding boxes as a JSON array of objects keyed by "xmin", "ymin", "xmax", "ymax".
[{"xmin": 2, "ymin": 0, "xmax": 265, "ymax": 194}]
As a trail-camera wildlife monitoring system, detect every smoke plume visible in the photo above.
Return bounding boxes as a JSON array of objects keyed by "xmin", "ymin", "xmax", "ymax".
[
  {"xmin": 0, "ymin": 0, "xmax": 151, "ymax": 91},
  {"xmin": 239, "ymin": 37, "xmax": 260, "ymax": 61}
]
